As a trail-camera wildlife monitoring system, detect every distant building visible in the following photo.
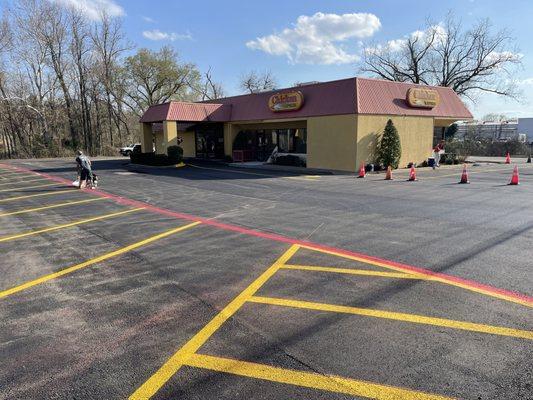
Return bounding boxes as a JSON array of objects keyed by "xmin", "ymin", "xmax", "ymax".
[
  {"xmin": 456, "ymin": 120, "xmax": 519, "ymax": 141},
  {"xmin": 517, "ymin": 118, "xmax": 533, "ymax": 143}
]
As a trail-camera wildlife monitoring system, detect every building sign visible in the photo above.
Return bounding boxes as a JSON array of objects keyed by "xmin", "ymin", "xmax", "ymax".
[
  {"xmin": 406, "ymin": 88, "xmax": 440, "ymax": 109},
  {"xmin": 268, "ymin": 91, "xmax": 304, "ymax": 112}
]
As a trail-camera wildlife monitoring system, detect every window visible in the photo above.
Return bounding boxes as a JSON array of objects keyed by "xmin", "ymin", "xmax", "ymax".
[{"xmin": 275, "ymin": 128, "xmax": 307, "ymax": 154}]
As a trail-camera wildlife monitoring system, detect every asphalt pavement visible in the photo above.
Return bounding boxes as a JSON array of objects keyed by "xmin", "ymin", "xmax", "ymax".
[{"xmin": 0, "ymin": 157, "xmax": 531, "ymax": 400}]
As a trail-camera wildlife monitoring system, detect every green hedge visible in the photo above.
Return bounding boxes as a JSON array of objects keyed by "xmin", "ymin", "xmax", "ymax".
[
  {"xmin": 274, "ymin": 154, "xmax": 306, "ymax": 167},
  {"xmin": 130, "ymin": 146, "xmax": 184, "ymax": 166},
  {"xmin": 167, "ymin": 145, "xmax": 183, "ymax": 163},
  {"xmin": 130, "ymin": 152, "xmax": 176, "ymax": 166}
]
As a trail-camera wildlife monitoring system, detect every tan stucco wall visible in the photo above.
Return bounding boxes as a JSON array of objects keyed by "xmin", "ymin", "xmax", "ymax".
[
  {"xmin": 140, "ymin": 123, "xmax": 152, "ymax": 153},
  {"xmin": 307, "ymin": 114, "xmax": 357, "ymax": 171},
  {"xmin": 223, "ymin": 123, "xmax": 239, "ymax": 156},
  {"xmin": 155, "ymin": 121, "xmax": 177, "ymax": 155},
  {"xmin": 178, "ymin": 131, "xmax": 195, "ymax": 158},
  {"xmin": 154, "ymin": 132, "xmax": 165, "ymax": 154},
  {"xmin": 356, "ymin": 115, "xmax": 434, "ymax": 168}
]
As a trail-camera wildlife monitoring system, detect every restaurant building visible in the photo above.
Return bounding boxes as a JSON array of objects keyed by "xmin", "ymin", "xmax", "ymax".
[{"xmin": 139, "ymin": 77, "xmax": 472, "ymax": 172}]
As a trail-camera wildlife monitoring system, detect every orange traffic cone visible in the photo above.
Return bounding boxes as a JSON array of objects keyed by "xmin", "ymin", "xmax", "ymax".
[
  {"xmin": 407, "ymin": 165, "xmax": 417, "ymax": 181},
  {"xmin": 509, "ymin": 165, "xmax": 520, "ymax": 185},
  {"xmin": 458, "ymin": 164, "xmax": 469, "ymax": 184},
  {"xmin": 505, "ymin": 152, "xmax": 511, "ymax": 164},
  {"xmin": 357, "ymin": 162, "xmax": 366, "ymax": 178},
  {"xmin": 385, "ymin": 166, "xmax": 393, "ymax": 180}
]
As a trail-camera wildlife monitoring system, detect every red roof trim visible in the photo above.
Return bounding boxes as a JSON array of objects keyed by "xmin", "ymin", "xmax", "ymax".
[{"xmin": 140, "ymin": 76, "xmax": 472, "ymax": 123}]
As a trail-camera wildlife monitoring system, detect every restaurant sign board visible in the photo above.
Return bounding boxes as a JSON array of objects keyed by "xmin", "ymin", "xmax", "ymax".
[
  {"xmin": 406, "ymin": 88, "xmax": 440, "ymax": 109},
  {"xmin": 268, "ymin": 91, "xmax": 304, "ymax": 112}
]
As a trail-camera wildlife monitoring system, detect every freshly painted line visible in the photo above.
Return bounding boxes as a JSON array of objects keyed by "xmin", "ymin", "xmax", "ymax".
[
  {"xmin": 0, "ymin": 198, "xmax": 106, "ymax": 217},
  {"xmin": 129, "ymin": 245, "xmax": 300, "ymax": 400},
  {"xmin": 0, "ymin": 221, "xmax": 201, "ymax": 299},
  {"xmin": 184, "ymin": 353, "xmax": 453, "ymax": 400},
  {"xmin": 0, "ymin": 176, "xmax": 43, "ymax": 184},
  {"xmin": 0, "ymin": 171, "xmax": 34, "ymax": 178},
  {"xmin": 0, "ymin": 208, "xmax": 143, "ymax": 242},
  {"xmin": 0, "ymin": 183, "xmax": 58, "ymax": 193},
  {"xmin": 0, "ymin": 177, "xmax": 44, "ymax": 187},
  {"xmin": 3, "ymin": 163, "xmax": 532, "ymax": 308},
  {"xmin": 249, "ymin": 296, "xmax": 533, "ymax": 340},
  {"xmin": 189, "ymin": 164, "xmax": 321, "ymax": 181},
  {"xmin": 188, "ymin": 163, "xmax": 278, "ymax": 178},
  {"xmin": 298, "ymin": 245, "xmax": 533, "ymax": 308},
  {"xmin": 0, "ymin": 189, "xmax": 75, "ymax": 203},
  {"xmin": 284, "ymin": 175, "xmax": 321, "ymax": 181},
  {"xmin": 282, "ymin": 265, "xmax": 429, "ymax": 279}
]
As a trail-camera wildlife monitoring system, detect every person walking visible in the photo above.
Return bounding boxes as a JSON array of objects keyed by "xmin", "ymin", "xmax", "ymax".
[
  {"xmin": 75, "ymin": 150, "xmax": 92, "ymax": 189},
  {"xmin": 433, "ymin": 140, "xmax": 445, "ymax": 168}
]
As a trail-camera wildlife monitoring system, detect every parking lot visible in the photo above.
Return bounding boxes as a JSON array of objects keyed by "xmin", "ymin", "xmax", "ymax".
[{"xmin": 0, "ymin": 157, "xmax": 531, "ymax": 400}]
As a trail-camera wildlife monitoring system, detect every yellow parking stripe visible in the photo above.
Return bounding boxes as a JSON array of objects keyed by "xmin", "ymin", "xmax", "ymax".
[
  {"xmin": 0, "ymin": 221, "xmax": 201, "ymax": 299},
  {"xmin": 129, "ymin": 244, "xmax": 300, "ymax": 400},
  {"xmin": 0, "ymin": 177, "xmax": 43, "ymax": 187},
  {"xmin": 0, "ymin": 171, "xmax": 32, "ymax": 177},
  {"xmin": 249, "ymin": 296, "xmax": 533, "ymax": 340},
  {"xmin": 0, "ymin": 189, "xmax": 75, "ymax": 203},
  {"xmin": 282, "ymin": 265, "xmax": 429, "ymax": 279},
  {"xmin": 0, "ymin": 198, "xmax": 106, "ymax": 217},
  {"xmin": 185, "ymin": 353, "xmax": 453, "ymax": 400},
  {"xmin": 300, "ymin": 245, "xmax": 533, "ymax": 308},
  {"xmin": 0, "ymin": 207, "xmax": 144, "ymax": 242},
  {"xmin": 0, "ymin": 183, "xmax": 58, "ymax": 193},
  {"xmin": 0, "ymin": 176, "xmax": 41, "ymax": 184},
  {"xmin": 284, "ymin": 175, "xmax": 321, "ymax": 181}
]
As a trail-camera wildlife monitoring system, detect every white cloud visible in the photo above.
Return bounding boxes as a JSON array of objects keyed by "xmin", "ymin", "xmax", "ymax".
[
  {"xmin": 50, "ymin": 0, "xmax": 124, "ymax": 20},
  {"xmin": 486, "ymin": 51, "xmax": 523, "ymax": 63},
  {"xmin": 142, "ymin": 29, "xmax": 193, "ymax": 41},
  {"xmin": 366, "ymin": 24, "xmax": 447, "ymax": 55},
  {"xmin": 142, "ymin": 16, "xmax": 155, "ymax": 23},
  {"xmin": 386, "ymin": 38, "xmax": 407, "ymax": 52},
  {"xmin": 246, "ymin": 12, "xmax": 381, "ymax": 65},
  {"xmin": 518, "ymin": 78, "xmax": 533, "ymax": 85}
]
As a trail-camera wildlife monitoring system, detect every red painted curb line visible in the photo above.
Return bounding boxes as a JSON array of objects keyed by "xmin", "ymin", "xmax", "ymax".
[{"xmin": 2, "ymin": 162, "xmax": 532, "ymax": 305}]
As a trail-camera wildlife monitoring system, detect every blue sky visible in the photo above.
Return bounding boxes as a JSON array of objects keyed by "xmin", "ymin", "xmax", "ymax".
[{"xmin": 45, "ymin": 1, "xmax": 533, "ymax": 118}]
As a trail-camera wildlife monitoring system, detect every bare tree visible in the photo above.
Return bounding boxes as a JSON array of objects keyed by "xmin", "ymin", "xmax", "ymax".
[
  {"xmin": 482, "ymin": 113, "xmax": 509, "ymax": 122},
  {"xmin": 360, "ymin": 14, "xmax": 522, "ymax": 101},
  {"xmin": 0, "ymin": 0, "xmax": 217, "ymax": 159},
  {"xmin": 239, "ymin": 70, "xmax": 277, "ymax": 93},
  {"xmin": 0, "ymin": 16, "xmax": 11, "ymax": 54},
  {"xmin": 69, "ymin": 9, "xmax": 93, "ymax": 151},
  {"xmin": 91, "ymin": 11, "xmax": 129, "ymax": 146},
  {"xmin": 39, "ymin": 1, "xmax": 80, "ymax": 146},
  {"xmin": 195, "ymin": 67, "xmax": 225, "ymax": 100}
]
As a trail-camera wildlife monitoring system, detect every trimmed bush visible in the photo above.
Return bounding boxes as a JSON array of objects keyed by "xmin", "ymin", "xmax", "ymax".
[
  {"xmin": 167, "ymin": 145, "xmax": 183, "ymax": 163},
  {"xmin": 274, "ymin": 154, "xmax": 306, "ymax": 167},
  {"xmin": 130, "ymin": 152, "xmax": 177, "ymax": 166}
]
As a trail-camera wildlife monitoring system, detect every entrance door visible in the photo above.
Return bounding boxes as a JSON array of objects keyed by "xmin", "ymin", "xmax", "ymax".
[
  {"xmin": 256, "ymin": 130, "xmax": 275, "ymax": 162},
  {"xmin": 195, "ymin": 124, "xmax": 224, "ymax": 159}
]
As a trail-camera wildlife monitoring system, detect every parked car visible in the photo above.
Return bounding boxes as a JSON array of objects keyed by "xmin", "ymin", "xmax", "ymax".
[{"xmin": 119, "ymin": 143, "xmax": 141, "ymax": 156}]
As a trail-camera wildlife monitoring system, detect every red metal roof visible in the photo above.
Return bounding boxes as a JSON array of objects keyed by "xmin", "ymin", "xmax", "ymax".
[
  {"xmin": 140, "ymin": 102, "xmax": 231, "ymax": 123},
  {"xmin": 140, "ymin": 77, "xmax": 472, "ymax": 123},
  {"xmin": 356, "ymin": 78, "xmax": 472, "ymax": 119},
  {"xmin": 209, "ymin": 78, "xmax": 357, "ymax": 121}
]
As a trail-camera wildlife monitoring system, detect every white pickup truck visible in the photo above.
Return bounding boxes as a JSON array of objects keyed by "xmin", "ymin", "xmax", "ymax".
[{"xmin": 119, "ymin": 143, "xmax": 141, "ymax": 156}]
